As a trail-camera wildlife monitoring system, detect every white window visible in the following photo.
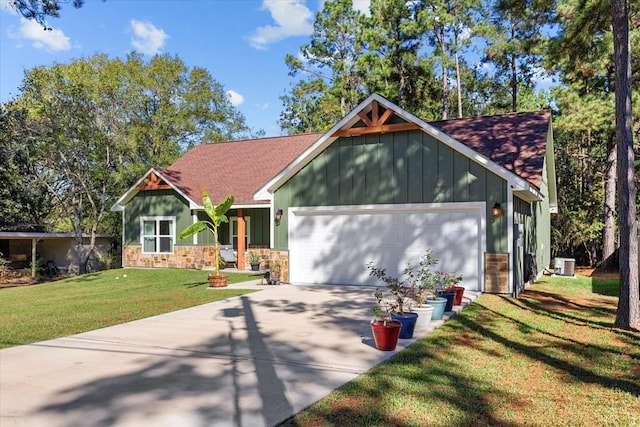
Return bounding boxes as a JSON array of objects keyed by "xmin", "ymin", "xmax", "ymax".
[
  {"xmin": 230, "ymin": 217, "xmax": 250, "ymax": 250},
  {"xmin": 141, "ymin": 216, "xmax": 175, "ymax": 253}
]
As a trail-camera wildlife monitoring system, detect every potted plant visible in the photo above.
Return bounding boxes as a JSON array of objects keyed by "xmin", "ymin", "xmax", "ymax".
[
  {"xmin": 178, "ymin": 192, "xmax": 234, "ymax": 288},
  {"xmin": 437, "ymin": 271, "xmax": 463, "ymax": 311},
  {"xmin": 249, "ymin": 251, "xmax": 261, "ymax": 271},
  {"xmin": 369, "ymin": 310, "xmax": 402, "ymax": 351},
  {"xmin": 405, "ymin": 250, "xmax": 448, "ymax": 321},
  {"xmin": 406, "ymin": 250, "xmax": 440, "ymax": 329},
  {"xmin": 367, "ymin": 263, "xmax": 418, "ymax": 339}
]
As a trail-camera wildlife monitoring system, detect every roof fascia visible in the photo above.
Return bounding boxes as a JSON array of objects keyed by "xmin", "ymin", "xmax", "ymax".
[
  {"xmin": 110, "ymin": 168, "xmax": 199, "ymax": 212},
  {"xmin": 546, "ymin": 120, "xmax": 559, "ymax": 213},
  {"xmin": 0, "ymin": 232, "xmax": 111, "ymax": 239}
]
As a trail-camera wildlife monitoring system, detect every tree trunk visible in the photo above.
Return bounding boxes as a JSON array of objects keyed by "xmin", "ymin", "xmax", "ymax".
[
  {"xmin": 455, "ymin": 47, "xmax": 462, "ymax": 118},
  {"xmin": 602, "ymin": 131, "xmax": 617, "ymax": 270},
  {"xmin": 611, "ymin": 0, "xmax": 639, "ymax": 330}
]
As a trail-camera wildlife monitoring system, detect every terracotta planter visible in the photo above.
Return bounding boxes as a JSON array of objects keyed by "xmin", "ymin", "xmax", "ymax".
[
  {"xmin": 412, "ymin": 305, "xmax": 434, "ymax": 329},
  {"xmin": 208, "ymin": 275, "xmax": 228, "ymax": 288},
  {"xmin": 370, "ymin": 319, "xmax": 402, "ymax": 351},
  {"xmin": 453, "ymin": 286, "xmax": 465, "ymax": 305}
]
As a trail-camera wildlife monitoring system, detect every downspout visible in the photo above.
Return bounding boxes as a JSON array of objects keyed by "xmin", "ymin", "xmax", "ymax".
[{"xmin": 507, "ymin": 185, "xmax": 514, "ymax": 294}]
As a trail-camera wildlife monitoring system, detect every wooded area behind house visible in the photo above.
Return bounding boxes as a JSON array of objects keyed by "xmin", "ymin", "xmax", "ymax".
[{"xmin": 1, "ymin": 0, "xmax": 638, "ymax": 276}]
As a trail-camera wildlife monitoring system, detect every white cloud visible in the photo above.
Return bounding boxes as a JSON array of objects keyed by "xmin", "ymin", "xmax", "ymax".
[
  {"xmin": 130, "ymin": 19, "xmax": 167, "ymax": 56},
  {"xmin": 249, "ymin": 0, "xmax": 313, "ymax": 50},
  {"xmin": 10, "ymin": 18, "xmax": 71, "ymax": 52},
  {"xmin": 352, "ymin": 0, "xmax": 371, "ymax": 16},
  {"xmin": 532, "ymin": 66, "xmax": 554, "ymax": 89},
  {"xmin": 227, "ymin": 90, "xmax": 244, "ymax": 106}
]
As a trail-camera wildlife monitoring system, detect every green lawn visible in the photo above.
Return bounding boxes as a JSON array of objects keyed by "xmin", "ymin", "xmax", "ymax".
[
  {"xmin": 282, "ymin": 274, "xmax": 640, "ymax": 427},
  {"xmin": 0, "ymin": 268, "xmax": 257, "ymax": 349}
]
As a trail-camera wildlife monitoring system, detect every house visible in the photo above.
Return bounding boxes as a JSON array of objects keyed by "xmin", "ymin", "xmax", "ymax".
[
  {"xmin": 111, "ymin": 94, "xmax": 557, "ymax": 295},
  {"xmin": 0, "ymin": 232, "xmax": 113, "ymax": 277}
]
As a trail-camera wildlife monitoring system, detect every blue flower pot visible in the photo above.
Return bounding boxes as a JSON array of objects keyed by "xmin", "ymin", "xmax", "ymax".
[
  {"xmin": 427, "ymin": 297, "xmax": 447, "ymax": 320},
  {"xmin": 438, "ymin": 291, "xmax": 456, "ymax": 311},
  {"xmin": 391, "ymin": 312, "xmax": 418, "ymax": 339}
]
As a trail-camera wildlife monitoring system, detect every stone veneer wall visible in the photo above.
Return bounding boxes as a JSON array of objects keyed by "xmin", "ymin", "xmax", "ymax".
[
  {"xmin": 268, "ymin": 250, "xmax": 289, "ymax": 283},
  {"xmin": 485, "ymin": 253, "xmax": 509, "ymax": 293},
  {"xmin": 124, "ymin": 245, "xmax": 217, "ymax": 269},
  {"xmin": 124, "ymin": 245, "xmax": 290, "ymax": 282}
]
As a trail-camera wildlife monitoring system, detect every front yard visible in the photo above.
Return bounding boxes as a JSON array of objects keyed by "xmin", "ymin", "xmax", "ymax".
[
  {"xmin": 0, "ymin": 268, "xmax": 257, "ymax": 349},
  {"xmin": 281, "ymin": 273, "xmax": 640, "ymax": 426}
]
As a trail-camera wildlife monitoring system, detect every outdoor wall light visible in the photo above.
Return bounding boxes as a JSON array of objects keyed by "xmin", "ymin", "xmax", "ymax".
[
  {"xmin": 275, "ymin": 209, "xmax": 283, "ymax": 226},
  {"xmin": 492, "ymin": 202, "xmax": 503, "ymax": 217}
]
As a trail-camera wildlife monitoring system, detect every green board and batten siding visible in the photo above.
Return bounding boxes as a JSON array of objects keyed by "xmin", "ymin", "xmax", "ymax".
[
  {"xmin": 124, "ymin": 190, "xmax": 193, "ymax": 246},
  {"xmin": 274, "ymin": 130, "xmax": 508, "ymax": 252},
  {"xmin": 124, "ymin": 190, "xmax": 270, "ymax": 247}
]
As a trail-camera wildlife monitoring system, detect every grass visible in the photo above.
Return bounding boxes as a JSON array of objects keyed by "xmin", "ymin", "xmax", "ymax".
[
  {"xmin": 0, "ymin": 268, "xmax": 258, "ymax": 349},
  {"xmin": 282, "ymin": 274, "xmax": 640, "ymax": 427}
]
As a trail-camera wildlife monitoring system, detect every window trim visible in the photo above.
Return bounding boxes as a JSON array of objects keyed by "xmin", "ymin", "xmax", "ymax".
[{"xmin": 140, "ymin": 216, "xmax": 176, "ymax": 254}]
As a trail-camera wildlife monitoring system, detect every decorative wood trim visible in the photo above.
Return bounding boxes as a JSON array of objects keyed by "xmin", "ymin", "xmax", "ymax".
[
  {"xmin": 135, "ymin": 172, "xmax": 171, "ymax": 191},
  {"xmin": 332, "ymin": 99, "xmax": 419, "ymax": 137},
  {"xmin": 332, "ymin": 122, "xmax": 420, "ymax": 137}
]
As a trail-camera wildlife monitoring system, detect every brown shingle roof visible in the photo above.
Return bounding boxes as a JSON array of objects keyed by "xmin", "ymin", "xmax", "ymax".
[
  {"xmin": 160, "ymin": 133, "xmax": 323, "ymax": 206},
  {"xmin": 158, "ymin": 110, "xmax": 550, "ymax": 207},
  {"xmin": 430, "ymin": 110, "xmax": 551, "ymax": 189}
]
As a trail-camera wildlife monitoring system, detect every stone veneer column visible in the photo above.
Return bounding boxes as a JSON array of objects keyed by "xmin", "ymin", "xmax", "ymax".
[{"xmin": 485, "ymin": 253, "xmax": 509, "ymax": 293}]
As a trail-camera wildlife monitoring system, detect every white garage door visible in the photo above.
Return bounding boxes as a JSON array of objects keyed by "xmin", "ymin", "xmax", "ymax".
[{"xmin": 289, "ymin": 203, "xmax": 485, "ymax": 290}]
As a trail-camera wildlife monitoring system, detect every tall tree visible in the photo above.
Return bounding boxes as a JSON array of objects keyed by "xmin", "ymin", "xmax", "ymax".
[
  {"xmin": 280, "ymin": 0, "xmax": 366, "ymax": 133},
  {"xmin": 548, "ymin": 0, "xmax": 640, "ymax": 270},
  {"xmin": 419, "ymin": 0, "xmax": 482, "ymax": 119},
  {"xmin": 0, "ymin": 102, "xmax": 51, "ymax": 231},
  {"xmin": 611, "ymin": 0, "xmax": 639, "ymax": 329},
  {"xmin": 359, "ymin": 0, "xmax": 428, "ymax": 112},
  {"xmin": 482, "ymin": 0, "xmax": 553, "ymax": 112},
  {"xmin": 11, "ymin": 53, "xmax": 251, "ymax": 273}
]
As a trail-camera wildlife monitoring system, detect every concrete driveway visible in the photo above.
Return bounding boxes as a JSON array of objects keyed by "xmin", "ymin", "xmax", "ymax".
[{"xmin": 0, "ymin": 281, "xmax": 477, "ymax": 427}]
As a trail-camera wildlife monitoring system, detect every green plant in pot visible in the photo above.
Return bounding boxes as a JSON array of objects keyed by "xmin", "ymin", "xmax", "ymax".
[
  {"xmin": 178, "ymin": 192, "xmax": 234, "ymax": 288},
  {"xmin": 404, "ymin": 249, "xmax": 448, "ymax": 321},
  {"xmin": 443, "ymin": 271, "xmax": 465, "ymax": 305},
  {"xmin": 367, "ymin": 262, "xmax": 417, "ymax": 339},
  {"xmin": 437, "ymin": 271, "xmax": 463, "ymax": 311},
  {"xmin": 249, "ymin": 251, "xmax": 261, "ymax": 271},
  {"xmin": 406, "ymin": 249, "xmax": 441, "ymax": 329}
]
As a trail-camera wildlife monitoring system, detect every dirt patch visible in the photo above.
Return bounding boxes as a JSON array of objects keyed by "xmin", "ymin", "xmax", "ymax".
[{"xmin": 575, "ymin": 266, "xmax": 620, "ymax": 279}]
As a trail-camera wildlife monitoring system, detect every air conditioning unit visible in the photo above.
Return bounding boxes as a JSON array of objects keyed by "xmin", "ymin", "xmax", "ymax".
[{"xmin": 554, "ymin": 258, "xmax": 575, "ymax": 276}]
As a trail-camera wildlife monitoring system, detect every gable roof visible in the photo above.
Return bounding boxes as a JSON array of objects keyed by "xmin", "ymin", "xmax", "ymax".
[
  {"xmin": 430, "ymin": 110, "xmax": 551, "ymax": 189},
  {"xmin": 255, "ymin": 94, "xmax": 552, "ymax": 201},
  {"xmin": 113, "ymin": 94, "xmax": 554, "ymax": 212},
  {"xmin": 111, "ymin": 133, "xmax": 322, "ymax": 211}
]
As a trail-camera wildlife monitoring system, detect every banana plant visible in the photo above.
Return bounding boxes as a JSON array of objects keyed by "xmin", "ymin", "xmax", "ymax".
[{"xmin": 178, "ymin": 192, "xmax": 234, "ymax": 277}]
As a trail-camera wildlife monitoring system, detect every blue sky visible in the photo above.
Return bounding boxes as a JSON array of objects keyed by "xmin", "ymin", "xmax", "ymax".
[{"xmin": 0, "ymin": 0, "xmax": 371, "ymax": 136}]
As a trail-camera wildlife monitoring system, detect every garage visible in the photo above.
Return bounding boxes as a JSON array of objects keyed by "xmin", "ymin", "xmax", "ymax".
[{"xmin": 289, "ymin": 203, "xmax": 485, "ymax": 290}]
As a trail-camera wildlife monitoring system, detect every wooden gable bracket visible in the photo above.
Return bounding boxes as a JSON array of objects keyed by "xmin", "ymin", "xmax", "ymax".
[
  {"xmin": 135, "ymin": 172, "xmax": 171, "ymax": 191},
  {"xmin": 332, "ymin": 100, "xmax": 420, "ymax": 137}
]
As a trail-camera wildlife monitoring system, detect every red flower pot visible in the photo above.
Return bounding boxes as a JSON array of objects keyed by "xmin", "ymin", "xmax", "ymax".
[
  {"xmin": 454, "ymin": 286, "xmax": 465, "ymax": 305},
  {"xmin": 370, "ymin": 320, "xmax": 401, "ymax": 351}
]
